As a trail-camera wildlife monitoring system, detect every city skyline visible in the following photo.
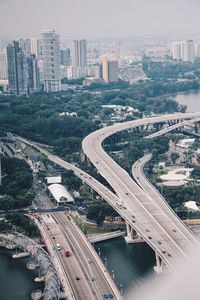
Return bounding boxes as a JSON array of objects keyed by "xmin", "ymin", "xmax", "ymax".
[{"xmin": 1, "ymin": 0, "xmax": 200, "ymax": 39}]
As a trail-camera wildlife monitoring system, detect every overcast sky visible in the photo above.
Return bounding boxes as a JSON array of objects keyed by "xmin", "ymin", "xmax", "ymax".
[{"xmin": 0, "ymin": 0, "xmax": 200, "ymax": 39}]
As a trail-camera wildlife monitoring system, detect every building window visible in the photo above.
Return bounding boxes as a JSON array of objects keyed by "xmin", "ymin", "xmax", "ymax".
[{"xmin": 52, "ymin": 75, "xmax": 55, "ymax": 79}]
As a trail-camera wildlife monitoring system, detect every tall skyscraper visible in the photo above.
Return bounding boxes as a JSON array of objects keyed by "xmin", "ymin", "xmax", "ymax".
[
  {"xmin": 40, "ymin": 30, "xmax": 61, "ymax": 92},
  {"xmin": 30, "ymin": 38, "xmax": 41, "ymax": 60},
  {"xmin": 7, "ymin": 41, "xmax": 28, "ymax": 96},
  {"xmin": 0, "ymin": 52, "xmax": 7, "ymax": 80},
  {"xmin": 60, "ymin": 48, "xmax": 70, "ymax": 65},
  {"xmin": 72, "ymin": 39, "xmax": 87, "ymax": 78},
  {"xmin": 19, "ymin": 39, "xmax": 31, "ymax": 57},
  {"xmin": 102, "ymin": 57, "xmax": 119, "ymax": 83},
  {"xmin": 27, "ymin": 54, "xmax": 40, "ymax": 93}
]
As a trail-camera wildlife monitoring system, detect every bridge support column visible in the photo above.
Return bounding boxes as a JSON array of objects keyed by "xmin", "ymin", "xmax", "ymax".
[
  {"xmin": 154, "ymin": 252, "xmax": 164, "ymax": 274},
  {"xmin": 124, "ymin": 222, "xmax": 143, "ymax": 244}
]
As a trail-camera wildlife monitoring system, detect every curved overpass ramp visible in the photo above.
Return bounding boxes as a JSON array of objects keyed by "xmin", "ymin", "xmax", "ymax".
[{"xmin": 82, "ymin": 113, "xmax": 200, "ymax": 270}]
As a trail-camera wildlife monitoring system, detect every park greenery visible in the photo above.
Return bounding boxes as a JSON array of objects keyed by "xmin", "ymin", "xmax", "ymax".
[
  {"xmin": 143, "ymin": 58, "xmax": 200, "ymax": 80},
  {"xmin": 86, "ymin": 201, "xmax": 118, "ymax": 227},
  {"xmin": 0, "ymin": 157, "xmax": 34, "ymax": 211},
  {"xmin": 0, "ymin": 214, "xmax": 39, "ymax": 237}
]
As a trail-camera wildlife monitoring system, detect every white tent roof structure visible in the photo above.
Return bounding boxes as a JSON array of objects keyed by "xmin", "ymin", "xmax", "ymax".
[
  {"xmin": 184, "ymin": 201, "xmax": 199, "ymax": 212},
  {"xmin": 46, "ymin": 176, "xmax": 62, "ymax": 184},
  {"xmin": 48, "ymin": 184, "xmax": 74, "ymax": 203}
]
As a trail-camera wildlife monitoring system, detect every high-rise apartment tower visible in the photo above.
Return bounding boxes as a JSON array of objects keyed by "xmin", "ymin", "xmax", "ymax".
[{"xmin": 40, "ymin": 30, "xmax": 61, "ymax": 92}]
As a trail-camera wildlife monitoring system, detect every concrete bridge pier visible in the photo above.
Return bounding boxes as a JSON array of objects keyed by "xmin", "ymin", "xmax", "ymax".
[
  {"xmin": 125, "ymin": 223, "xmax": 143, "ymax": 243},
  {"xmin": 154, "ymin": 252, "xmax": 164, "ymax": 274}
]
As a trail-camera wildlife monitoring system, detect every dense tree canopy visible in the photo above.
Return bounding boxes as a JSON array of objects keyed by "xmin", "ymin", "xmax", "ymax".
[{"xmin": 0, "ymin": 157, "xmax": 34, "ymax": 210}]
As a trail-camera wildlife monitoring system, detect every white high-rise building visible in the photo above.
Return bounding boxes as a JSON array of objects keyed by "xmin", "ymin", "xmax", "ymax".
[
  {"xmin": 72, "ymin": 39, "xmax": 87, "ymax": 78},
  {"xmin": 172, "ymin": 40, "xmax": 195, "ymax": 63},
  {"xmin": 172, "ymin": 42, "xmax": 182, "ymax": 60},
  {"xmin": 195, "ymin": 42, "xmax": 200, "ymax": 58},
  {"xmin": 0, "ymin": 52, "xmax": 7, "ymax": 80},
  {"xmin": 40, "ymin": 30, "xmax": 61, "ymax": 92},
  {"xmin": 182, "ymin": 40, "xmax": 195, "ymax": 63}
]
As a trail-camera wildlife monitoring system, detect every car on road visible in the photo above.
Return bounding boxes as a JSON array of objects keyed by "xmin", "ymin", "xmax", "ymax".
[
  {"xmin": 157, "ymin": 241, "xmax": 162, "ymax": 245},
  {"xmin": 91, "ymin": 277, "xmax": 95, "ymax": 281},
  {"xmin": 148, "ymin": 236, "xmax": 152, "ymax": 240},
  {"xmin": 103, "ymin": 294, "xmax": 113, "ymax": 299},
  {"xmin": 56, "ymin": 243, "xmax": 61, "ymax": 250},
  {"xmin": 76, "ymin": 276, "xmax": 80, "ymax": 281}
]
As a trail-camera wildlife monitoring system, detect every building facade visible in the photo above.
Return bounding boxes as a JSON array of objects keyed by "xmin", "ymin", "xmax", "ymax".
[
  {"xmin": 60, "ymin": 48, "xmax": 70, "ymax": 65},
  {"xmin": 72, "ymin": 39, "xmax": 87, "ymax": 78},
  {"xmin": 172, "ymin": 40, "xmax": 195, "ymax": 63},
  {"xmin": 40, "ymin": 30, "xmax": 61, "ymax": 92},
  {"xmin": 27, "ymin": 54, "xmax": 40, "ymax": 93},
  {"xmin": 7, "ymin": 41, "xmax": 28, "ymax": 96},
  {"xmin": 0, "ymin": 52, "xmax": 7, "ymax": 80},
  {"xmin": 102, "ymin": 57, "xmax": 119, "ymax": 83}
]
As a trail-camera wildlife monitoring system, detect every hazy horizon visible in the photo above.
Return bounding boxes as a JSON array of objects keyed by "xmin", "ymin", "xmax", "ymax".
[{"xmin": 0, "ymin": 0, "xmax": 200, "ymax": 40}]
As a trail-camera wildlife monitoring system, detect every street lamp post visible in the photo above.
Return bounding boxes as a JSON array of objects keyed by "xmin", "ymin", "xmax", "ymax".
[
  {"xmin": 104, "ymin": 257, "xmax": 107, "ymax": 267},
  {"xmin": 119, "ymin": 283, "xmax": 123, "ymax": 295},
  {"xmin": 112, "ymin": 270, "xmax": 115, "ymax": 280}
]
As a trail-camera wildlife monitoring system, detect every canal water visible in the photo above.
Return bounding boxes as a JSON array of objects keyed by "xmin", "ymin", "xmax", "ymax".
[
  {"xmin": 95, "ymin": 238, "xmax": 155, "ymax": 295},
  {"xmin": 0, "ymin": 248, "xmax": 43, "ymax": 300},
  {"xmin": 175, "ymin": 91, "xmax": 200, "ymax": 112}
]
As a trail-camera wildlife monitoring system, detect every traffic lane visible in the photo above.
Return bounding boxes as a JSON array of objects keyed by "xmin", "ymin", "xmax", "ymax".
[
  {"xmin": 44, "ymin": 216, "xmax": 95, "ymax": 300},
  {"xmin": 132, "ymin": 157, "xmax": 197, "ymax": 246},
  {"xmin": 57, "ymin": 212, "xmax": 117, "ymax": 299}
]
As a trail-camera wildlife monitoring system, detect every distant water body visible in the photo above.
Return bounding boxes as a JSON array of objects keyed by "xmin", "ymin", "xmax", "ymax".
[
  {"xmin": 175, "ymin": 91, "xmax": 200, "ymax": 112},
  {"xmin": 0, "ymin": 249, "xmax": 43, "ymax": 300}
]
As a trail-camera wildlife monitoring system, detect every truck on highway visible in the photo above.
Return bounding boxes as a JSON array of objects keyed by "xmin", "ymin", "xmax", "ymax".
[{"xmin": 64, "ymin": 247, "xmax": 70, "ymax": 257}]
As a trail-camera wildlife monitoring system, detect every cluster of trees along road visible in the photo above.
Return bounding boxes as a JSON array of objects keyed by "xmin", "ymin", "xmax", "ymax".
[
  {"xmin": 0, "ymin": 157, "xmax": 34, "ymax": 210},
  {"xmin": 0, "ymin": 157, "xmax": 38, "ymax": 236}
]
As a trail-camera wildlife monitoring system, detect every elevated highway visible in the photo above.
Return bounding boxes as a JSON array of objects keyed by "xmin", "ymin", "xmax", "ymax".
[
  {"xmin": 82, "ymin": 113, "xmax": 200, "ymax": 271},
  {"xmin": 145, "ymin": 117, "xmax": 200, "ymax": 140}
]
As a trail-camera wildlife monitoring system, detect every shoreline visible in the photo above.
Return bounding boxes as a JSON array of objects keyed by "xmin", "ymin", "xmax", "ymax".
[{"xmin": 150, "ymin": 89, "xmax": 200, "ymax": 100}]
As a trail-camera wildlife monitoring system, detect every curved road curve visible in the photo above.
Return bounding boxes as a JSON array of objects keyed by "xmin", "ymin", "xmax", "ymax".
[{"xmin": 82, "ymin": 113, "xmax": 200, "ymax": 270}]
